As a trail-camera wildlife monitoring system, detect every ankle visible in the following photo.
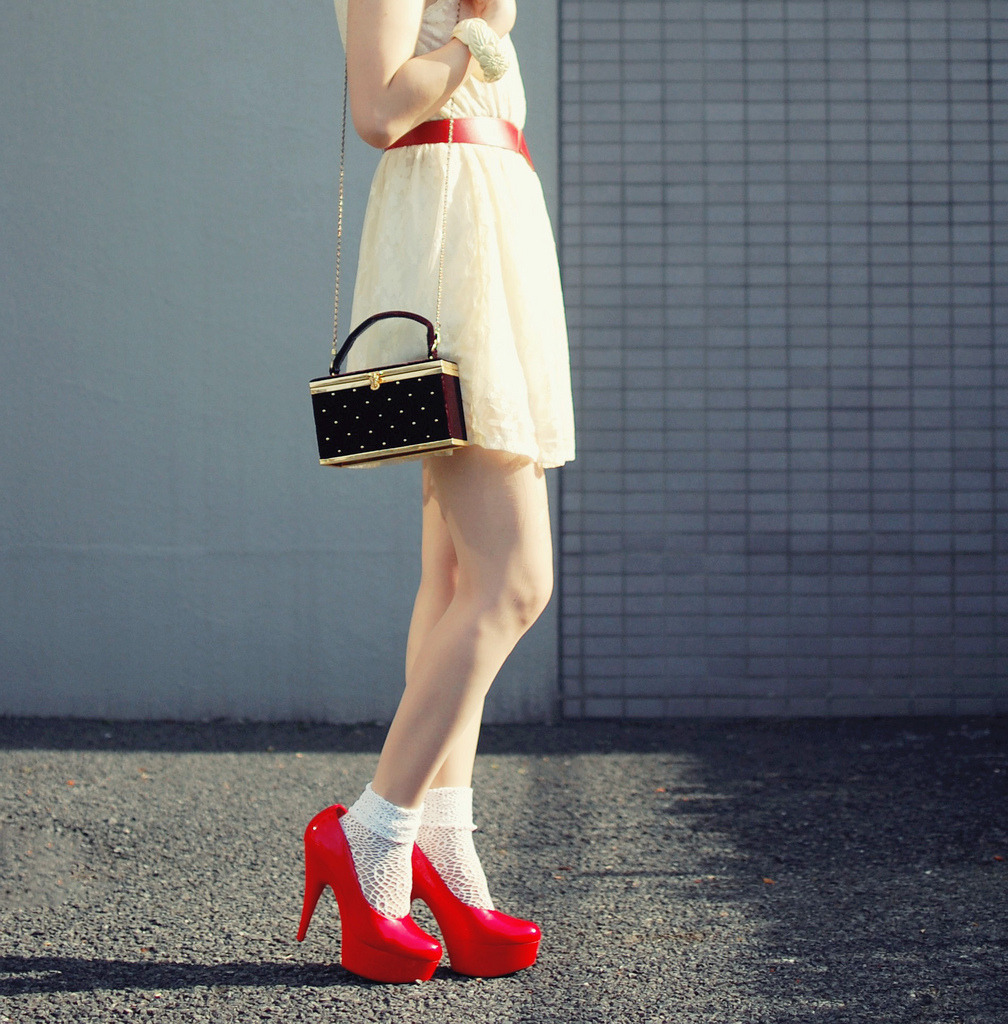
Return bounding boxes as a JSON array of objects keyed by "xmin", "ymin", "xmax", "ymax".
[
  {"xmin": 342, "ymin": 783, "xmax": 422, "ymax": 918},
  {"xmin": 418, "ymin": 786, "xmax": 494, "ymax": 911},
  {"xmin": 348, "ymin": 783, "xmax": 423, "ymax": 843},
  {"xmin": 420, "ymin": 786, "xmax": 475, "ymax": 829}
]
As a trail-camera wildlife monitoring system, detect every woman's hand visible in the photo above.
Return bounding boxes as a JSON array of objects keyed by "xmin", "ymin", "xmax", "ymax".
[{"xmin": 471, "ymin": 0, "xmax": 516, "ymax": 37}]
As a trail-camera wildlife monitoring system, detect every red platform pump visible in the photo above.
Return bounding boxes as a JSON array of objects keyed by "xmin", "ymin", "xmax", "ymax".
[
  {"xmin": 411, "ymin": 844, "xmax": 541, "ymax": 977},
  {"xmin": 296, "ymin": 804, "xmax": 442, "ymax": 983}
]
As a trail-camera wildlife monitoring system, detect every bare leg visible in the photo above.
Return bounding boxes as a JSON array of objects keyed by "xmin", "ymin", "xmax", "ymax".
[
  {"xmin": 402, "ymin": 468, "xmax": 494, "ymax": 908},
  {"xmin": 405, "ymin": 462, "xmax": 486, "ymax": 791},
  {"xmin": 372, "ymin": 446, "xmax": 553, "ymax": 808},
  {"xmin": 403, "ymin": 461, "xmax": 458, "ymax": 682},
  {"xmin": 429, "ymin": 704, "xmax": 483, "ymax": 789}
]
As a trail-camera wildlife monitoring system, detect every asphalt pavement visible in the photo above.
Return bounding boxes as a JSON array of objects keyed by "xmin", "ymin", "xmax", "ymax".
[{"xmin": 1, "ymin": 715, "xmax": 1005, "ymax": 1023}]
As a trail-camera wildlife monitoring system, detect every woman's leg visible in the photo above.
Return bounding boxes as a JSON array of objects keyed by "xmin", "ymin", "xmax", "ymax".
[
  {"xmin": 404, "ymin": 460, "xmax": 458, "ymax": 683},
  {"xmin": 405, "ymin": 461, "xmax": 486, "ymax": 790},
  {"xmin": 401, "ymin": 462, "xmax": 498, "ymax": 910},
  {"xmin": 371, "ymin": 446, "xmax": 553, "ymax": 809},
  {"xmin": 429, "ymin": 704, "xmax": 483, "ymax": 788}
]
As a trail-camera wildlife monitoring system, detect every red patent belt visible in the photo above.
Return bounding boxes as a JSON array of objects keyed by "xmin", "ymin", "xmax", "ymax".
[{"xmin": 386, "ymin": 117, "xmax": 534, "ymax": 171}]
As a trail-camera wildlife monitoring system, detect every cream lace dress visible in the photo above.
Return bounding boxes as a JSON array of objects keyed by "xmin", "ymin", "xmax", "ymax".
[{"xmin": 332, "ymin": 0, "xmax": 575, "ymax": 469}]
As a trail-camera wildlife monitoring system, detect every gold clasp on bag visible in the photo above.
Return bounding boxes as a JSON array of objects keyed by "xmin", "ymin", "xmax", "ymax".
[{"xmin": 368, "ymin": 371, "xmax": 383, "ymax": 391}]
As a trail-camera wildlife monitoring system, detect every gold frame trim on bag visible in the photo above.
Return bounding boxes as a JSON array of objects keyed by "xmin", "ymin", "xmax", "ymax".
[
  {"xmin": 318, "ymin": 437, "xmax": 468, "ymax": 468},
  {"xmin": 310, "ymin": 358, "xmax": 461, "ymax": 394}
]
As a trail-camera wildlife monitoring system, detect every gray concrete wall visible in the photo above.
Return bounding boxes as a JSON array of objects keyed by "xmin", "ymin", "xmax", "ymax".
[
  {"xmin": 558, "ymin": 0, "xmax": 1008, "ymax": 716},
  {"xmin": 0, "ymin": 0, "xmax": 561, "ymax": 722}
]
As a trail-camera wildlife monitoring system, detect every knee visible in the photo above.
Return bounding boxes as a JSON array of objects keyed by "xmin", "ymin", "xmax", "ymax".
[
  {"xmin": 469, "ymin": 561, "xmax": 554, "ymax": 638},
  {"xmin": 517, "ymin": 563, "xmax": 555, "ymax": 631}
]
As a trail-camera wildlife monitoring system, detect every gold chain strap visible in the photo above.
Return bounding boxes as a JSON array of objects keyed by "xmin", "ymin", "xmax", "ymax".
[
  {"xmin": 330, "ymin": 1, "xmax": 460, "ymax": 373},
  {"xmin": 433, "ymin": 104, "xmax": 454, "ymax": 355},
  {"xmin": 330, "ymin": 62, "xmax": 349, "ymax": 374}
]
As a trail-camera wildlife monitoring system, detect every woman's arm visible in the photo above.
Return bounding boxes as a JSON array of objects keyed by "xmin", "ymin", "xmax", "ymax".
[{"xmin": 346, "ymin": 0, "xmax": 517, "ymax": 149}]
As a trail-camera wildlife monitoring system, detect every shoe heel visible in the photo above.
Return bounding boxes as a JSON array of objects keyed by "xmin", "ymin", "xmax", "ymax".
[
  {"xmin": 296, "ymin": 850, "xmax": 326, "ymax": 942},
  {"xmin": 295, "ymin": 804, "xmax": 441, "ymax": 983},
  {"xmin": 341, "ymin": 934, "xmax": 440, "ymax": 984}
]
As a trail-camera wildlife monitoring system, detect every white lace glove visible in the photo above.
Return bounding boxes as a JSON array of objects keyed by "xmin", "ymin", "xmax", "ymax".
[{"xmin": 451, "ymin": 17, "xmax": 510, "ymax": 83}]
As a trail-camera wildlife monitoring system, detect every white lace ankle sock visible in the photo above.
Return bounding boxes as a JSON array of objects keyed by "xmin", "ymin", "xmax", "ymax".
[
  {"xmin": 341, "ymin": 783, "xmax": 422, "ymax": 918},
  {"xmin": 417, "ymin": 786, "xmax": 495, "ymax": 910}
]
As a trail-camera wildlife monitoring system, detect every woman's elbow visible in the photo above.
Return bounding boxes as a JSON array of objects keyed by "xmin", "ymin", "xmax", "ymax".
[
  {"xmin": 351, "ymin": 106, "xmax": 398, "ymax": 150},
  {"xmin": 354, "ymin": 119, "xmax": 394, "ymax": 150}
]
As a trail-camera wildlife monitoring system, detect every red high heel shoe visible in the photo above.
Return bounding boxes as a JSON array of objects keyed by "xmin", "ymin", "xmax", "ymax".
[
  {"xmin": 411, "ymin": 844, "xmax": 541, "ymax": 977},
  {"xmin": 296, "ymin": 804, "xmax": 442, "ymax": 983}
]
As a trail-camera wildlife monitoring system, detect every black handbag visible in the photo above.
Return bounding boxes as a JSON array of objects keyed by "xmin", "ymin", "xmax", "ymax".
[
  {"xmin": 311, "ymin": 310, "xmax": 467, "ymax": 466},
  {"xmin": 310, "ymin": 65, "xmax": 468, "ymax": 467}
]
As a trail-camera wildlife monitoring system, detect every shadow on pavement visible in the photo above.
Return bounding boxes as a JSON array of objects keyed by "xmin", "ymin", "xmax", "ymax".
[
  {"xmin": 516, "ymin": 717, "xmax": 1007, "ymax": 1022},
  {"xmin": 0, "ymin": 955, "xmax": 353, "ymax": 995},
  {"xmin": 0, "ymin": 716, "xmax": 739, "ymax": 754}
]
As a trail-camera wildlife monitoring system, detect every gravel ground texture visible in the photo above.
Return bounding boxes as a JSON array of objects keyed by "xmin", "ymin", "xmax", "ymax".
[{"xmin": 0, "ymin": 715, "xmax": 1005, "ymax": 1023}]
